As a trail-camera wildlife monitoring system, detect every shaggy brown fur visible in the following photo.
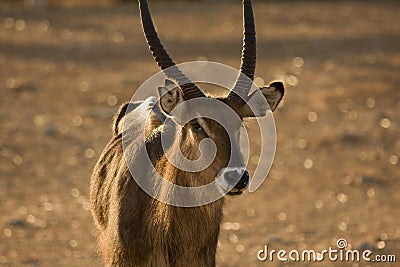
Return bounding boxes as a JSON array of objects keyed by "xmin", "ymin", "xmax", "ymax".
[{"xmin": 90, "ymin": 103, "xmax": 225, "ymax": 267}]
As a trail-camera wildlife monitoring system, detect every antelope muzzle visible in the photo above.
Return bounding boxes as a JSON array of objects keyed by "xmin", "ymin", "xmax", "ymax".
[{"xmin": 218, "ymin": 167, "xmax": 250, "ymax": 196}]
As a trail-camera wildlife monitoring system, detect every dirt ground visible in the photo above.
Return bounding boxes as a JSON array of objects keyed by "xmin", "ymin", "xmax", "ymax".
[{"xmin": 1, "ymin": 1, "xmax": 399, "ymax": 266}]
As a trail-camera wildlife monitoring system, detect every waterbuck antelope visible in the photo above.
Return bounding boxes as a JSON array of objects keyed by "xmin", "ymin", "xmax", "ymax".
[{"xmin": 90, "ymin": 0, "xmax": 285, "ymax": 266}]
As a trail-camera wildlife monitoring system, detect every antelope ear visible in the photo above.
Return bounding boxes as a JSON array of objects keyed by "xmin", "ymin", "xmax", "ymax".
[
  {"xmin": 260, "ymin": 81, "xmax": 285, "ymax": 112},
  {"xmin": 158, "ymin": 79, "xmax": 184, "ymax": 115},
  {"xmin": 113, "ymin": 102, "xmax": 129, "ymax": 136},
  {"xmin": 240, "ymin": 81, "xmax": 285, "ymax": 117}
]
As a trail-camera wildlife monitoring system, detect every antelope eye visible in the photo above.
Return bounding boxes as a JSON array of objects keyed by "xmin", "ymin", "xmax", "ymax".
[{"xmin": 190, "ymin": 122, "xmax": 203, "ymax": 133}]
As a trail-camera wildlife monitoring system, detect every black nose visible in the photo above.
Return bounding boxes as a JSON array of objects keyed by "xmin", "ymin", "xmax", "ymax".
[{"xmin": 235, "ymin": 170, "xmax": 249, "ymax": 190}]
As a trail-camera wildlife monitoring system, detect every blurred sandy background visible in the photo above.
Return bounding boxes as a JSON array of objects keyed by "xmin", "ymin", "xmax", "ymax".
[{"xmin": 1, "ymin": 0, "xmax": 399, "ymax": 266}]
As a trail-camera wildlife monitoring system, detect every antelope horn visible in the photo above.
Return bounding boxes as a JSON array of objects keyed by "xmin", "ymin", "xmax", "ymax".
[
  {"xmin": 138, "ymin": 0, "xmax": 205, "ymax": 99},
  {"xmin": 228, "ymin": 0, "xmax": 256, "ymax": 104}
]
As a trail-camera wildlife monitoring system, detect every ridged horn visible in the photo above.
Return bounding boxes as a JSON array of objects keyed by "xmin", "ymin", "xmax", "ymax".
[
  {"xmin": 228, "ymin": 0, "xmax": 256, "ymax": 104},
  {"xmin": 138, "ymin": 0, "xmax": 205, "ymax": 99}
]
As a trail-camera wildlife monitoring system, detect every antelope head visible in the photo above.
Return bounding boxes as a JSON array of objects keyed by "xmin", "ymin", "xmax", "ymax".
[{"xmin": 139, "ymin": 0, "xmax": 284, "ymax": 196}]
